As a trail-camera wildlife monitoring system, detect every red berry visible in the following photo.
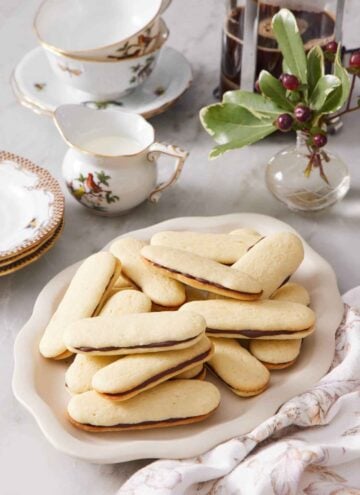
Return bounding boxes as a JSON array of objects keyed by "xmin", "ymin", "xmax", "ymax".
[
  {"xmin": 312, "ymin": 133, "xmax": 327, "ymax": 148},
  {"xmin": 294, "ymin": 104, "xmax": 312, "ymax": 123},
  {"xmin": 280, "ymin": 73, "xmax": 299, "ymax": 91},
  {"xmin": 276, "ymin": 113, "xmax": 293, "ymax": 131},
  {"xmin": 349, "ymin": 51, "xmax": 360, "ymax": 69},
  {"xmin": 324, "ymin": 41, "xmax": 338, "ymax": 54}
]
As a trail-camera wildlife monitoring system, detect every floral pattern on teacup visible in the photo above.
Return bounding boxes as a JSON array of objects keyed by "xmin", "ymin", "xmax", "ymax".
[
  {"xmin": 66, "ymin": 170, "xmax": 119, "ymax": 212},
  {"xmin": 129, "ymin": 56, "xmax": 155, "ymax": 85}
]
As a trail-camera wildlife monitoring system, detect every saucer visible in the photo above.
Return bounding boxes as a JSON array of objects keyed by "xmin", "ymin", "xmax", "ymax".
[
  {"xmin": 0, "ymin": 151, "xmax": 64, "ymax": 260},
  {"xmin": 11, "ymin": 46, "xmax": 192, "ymax": 119}
]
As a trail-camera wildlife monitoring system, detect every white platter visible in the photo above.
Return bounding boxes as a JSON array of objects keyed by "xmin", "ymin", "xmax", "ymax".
[{"xmin": 12, "ymin": 213, "xmax": 343, "ymax": 464}]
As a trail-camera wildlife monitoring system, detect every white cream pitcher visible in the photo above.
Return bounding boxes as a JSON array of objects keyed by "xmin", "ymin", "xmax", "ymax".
[{"xmin": 54, "ymin": 104, "xmax": 188, "ymax": 215}]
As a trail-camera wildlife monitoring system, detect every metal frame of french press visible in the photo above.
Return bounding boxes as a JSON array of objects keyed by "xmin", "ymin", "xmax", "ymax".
[{"xmin": 240, "ymin": 0, "xmax": 346, "ymax": 91}]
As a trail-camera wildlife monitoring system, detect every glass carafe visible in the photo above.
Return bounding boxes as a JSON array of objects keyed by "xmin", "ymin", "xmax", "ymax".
[{"xmin": 219, "ymin": 0, "xmax": 341, "ymax": 97}]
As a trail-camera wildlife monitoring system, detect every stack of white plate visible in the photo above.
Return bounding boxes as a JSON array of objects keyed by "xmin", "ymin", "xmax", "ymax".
[{"xmin": 0, "ymin": 151, "xmax": 64, "ymax": 276}]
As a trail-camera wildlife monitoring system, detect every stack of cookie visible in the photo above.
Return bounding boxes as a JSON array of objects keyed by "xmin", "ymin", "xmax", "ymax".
[
  {"xmin": 39, "ymin": 251, "xmax": 220, "ymax": 431},
  {"xmin": 139, "ymin": 230, "xmax": 315, "ymax": 398},
  {"xmin": 38, "ymin": 228, "xmax": 316, "ymax": 432}
]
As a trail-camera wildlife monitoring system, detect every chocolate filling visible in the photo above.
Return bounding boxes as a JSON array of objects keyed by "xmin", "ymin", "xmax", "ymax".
[
  {"xmin": 82, "ymin": 415, "xmax": 206, "ymax": 428},
  {"xmin": 207, "ymin": 328, "xmax": 309, "ymax": 337},
  {"xmin": 278, "ymin": 274, "xmax": 291, "ymax": 288},
  {"xmin": 147, "ymin": 260, "xmax": 261, "ymax": 296},
  {"xmin": 102, "ymin": 348, "xmax": 211, "ymax": 397},
  {"xmin": 74, "ymin": 335, "xmax": 200, "ymax": 353}
]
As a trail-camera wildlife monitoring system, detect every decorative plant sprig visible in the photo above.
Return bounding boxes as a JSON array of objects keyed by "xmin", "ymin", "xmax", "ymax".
[{"xmin": 200, "ymin": 8, "xmax": 360, "ymax": 182}]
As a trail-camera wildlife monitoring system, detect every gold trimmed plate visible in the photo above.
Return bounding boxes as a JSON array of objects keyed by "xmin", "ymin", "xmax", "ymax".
[
  {"xmin": 0, "ymin": 215, "xmax": 63, "ymax": 268},
  {"xmin": 0, "ymin": 219, "xmax": 64, "ymax": 276},
  {"xmin": 0, "ymin": 151, "xmax": 64, "ymax": 260},
  {"xmin": 11, "ymin": 46, "xmax": 192, "ymax": 119}
]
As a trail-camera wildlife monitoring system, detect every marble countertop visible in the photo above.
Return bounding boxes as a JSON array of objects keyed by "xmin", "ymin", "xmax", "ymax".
[{"xmin": 1, "ymin": 0, "xmax": 360, "ymax": 493}]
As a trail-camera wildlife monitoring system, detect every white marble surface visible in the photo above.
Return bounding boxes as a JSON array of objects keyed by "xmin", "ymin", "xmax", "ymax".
[{"xmin": 1, "ymin": 0, "xmax": 360, "ymax": 493}]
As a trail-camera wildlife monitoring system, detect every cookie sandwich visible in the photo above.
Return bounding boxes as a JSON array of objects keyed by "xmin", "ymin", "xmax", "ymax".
[
  {"xmin": 39, "ymin": 252, "xmax": 121, "ymax": 360},
  {"xmin": 208, "ymin": 338, "xmax": 270, "ymax": 397},
  {"xmin": 141, "ymin": 245, "xmax": 262, "ymax": 301},
  {"xmin": 110, "ymin": 238, "xmax": 185, "ymax": 307},
  {"xmin": 232, "ymin": 232, "xmax": 304, "ymax": 299},
  {"xmin": 68, "ymin": 380, "xmax": 221, "ymax": 431},
  {"xmin": 63, "ymin": 311, "xmax": 206, "ymax": 355},
  {"xmin": 92, "ymin": 336, "xmax": 213, "ymax": 400},
  {"xmin": 150, "ymin": 231, "xmax": 249, "ymax": 264},
  {"xmin": 180, "ymin": 299, "xmax": 315, "ymax": 340}
]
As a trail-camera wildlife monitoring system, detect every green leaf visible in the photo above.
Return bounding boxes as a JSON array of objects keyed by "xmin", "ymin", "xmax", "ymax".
[
  {"xmin": 309, "ymin": 75, "xmax": 341, "ymax": 111},
  {"xmin": 320, "ymin": 46, "xmax": 350, "ymax": 113},
  {"xmin": 282, "ymin": 59, "xmax": 291, "ymax": 74},
  {"xmin": 272, "ymin": 9, "xmax": 307, "ymax": 84},
  {"xmin": 259, "ymin": 70, "xmax": 294, "ymax": 111},
  {"xmin": 307, "ymin": 46, "xmax": 324, "ymax": 96},
  {"xmin": 200, "ymin": 103, "xmax": 276, "ymax": 159},
  {"xmin": 223, "ymin": 90, "xmax": 284, "ymax": 118}
]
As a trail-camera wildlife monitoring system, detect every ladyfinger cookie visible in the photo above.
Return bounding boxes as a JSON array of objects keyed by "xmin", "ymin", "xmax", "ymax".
[
  {"xmin": 68, "ymin": 380, "xmax": 221, "ymax": 431},
  {"xmin": 110, "ymin": 238, "xmax": 185, "ymax": 307},
  {"xmin": 39, "ymin": 252, "xmax": 121, "ymax": 359},
  {"xmin": 180, "ymin": 299, "xmax": 315, "ymax": 339},
  {"xmin": 249, "ymin": 339, "xmax": 302, "ymax": 369},
  {"xmin": 229, "ymin": 228, "xmax": 263, "ymax": 247},
  {"xmin": 92, "ymin": 336, "xmax": 213, "ymax": 400},
  {"xmin": 100, "ymin": 289, "xmax": 152, "ymax": 316},
  {"xmin": 208, "ymin": 338, "xmax": 270, "ymax": 397},
  {"xmin": 271, "ymin": 282, "xmax": 310, "ymax": 306},
  {"xmin": 63, "ymin": 311, "xmax": 206, "ymax": 355},
  {"xmin": 150, "ymin": 231, "xmax": 248, "ymax": 264},
  {"xmin": 65, "ymin": 355, "xmax": 120, "ymax": 394},
  {"xmin": 141, "ymin": 245, "xmax": 262, "ymax": 301},
  {"xmin": 232, "ymin": 232, "xmax": 304, "ymax": 299},
  {"xmin": 254, "ymin": 282, "xmax": 309, "ymax": 369}
]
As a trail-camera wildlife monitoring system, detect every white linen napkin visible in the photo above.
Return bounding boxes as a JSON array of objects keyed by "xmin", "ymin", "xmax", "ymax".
[{"xmin": 118, "ymin": 288, "xmax": 360, "ymax": 495}]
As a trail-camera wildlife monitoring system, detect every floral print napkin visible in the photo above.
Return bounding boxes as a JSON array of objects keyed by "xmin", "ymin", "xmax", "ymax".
[{"xmin": 119, "ymin": 288, "xmax": 360, "ymax": 495}]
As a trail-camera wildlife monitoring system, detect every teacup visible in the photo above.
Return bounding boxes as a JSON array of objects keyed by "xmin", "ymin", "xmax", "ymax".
[
  {"xmin": 34, "ymin": 0, "xmax": 171, "ymax": 60},
  {"xmin": 44, "ymin": 20, "xmax": 169, "ymax": 100},
  {"xmin": 54, "ymin": 104, "xmax": 188, "ymax": 216}
]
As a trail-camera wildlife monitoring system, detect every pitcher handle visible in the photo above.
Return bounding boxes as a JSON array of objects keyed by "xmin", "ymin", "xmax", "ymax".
[{"xmin": 147, "ymin": 142, "xmax": 189, "ymax": 203}]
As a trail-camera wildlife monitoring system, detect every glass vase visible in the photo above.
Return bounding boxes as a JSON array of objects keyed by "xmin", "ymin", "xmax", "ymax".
[{"xmin": 266, "ymin": 131, "xmax": 350, "ymax": 212}]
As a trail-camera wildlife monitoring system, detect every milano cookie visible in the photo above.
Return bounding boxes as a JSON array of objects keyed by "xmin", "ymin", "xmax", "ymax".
[
  {"xmin": 150, "ymin": 231, "xmax": 249, "ymax": 264},
  {"xmin": 92, "ymin": 336, "xmax": 213, "ymax": 400},
  {"xmin": 68, "ymin": 380, "xmax": 221, "ymax": 431},
  {"xmin": 254, "ymin": 282, "xmax": 309, "ymax": 369},
  {"xmin": 141, "ymin": 245, "xmax": 262, "ymax": 301},
  {"xmin": 63, "ymin": 311, "xmax": 206, "ymax": 355},
  {"xmin": 110, "ymin": 238, "xmax": 185, "ymax": 307},
  {"xmin": 65, "ymin": 355, "xmax": 119, "ymax": 394},
  {"xmin": 208, "ymin": 338, "xmax": 270, "ymax": 397},
  {"xmin": 39, "ymin": 252, "xmax": 121, "ymax": 360},
  {"xmin": 232, "ymin": 232, "xmax": 304, "ymax": 299},
  {"xmin": 180, "ymin": 299, "xmax": 315, "ymax": 339},
  {"xmin": 249, "ymin": 339, "xmax": 302, "ymax": 369}
]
